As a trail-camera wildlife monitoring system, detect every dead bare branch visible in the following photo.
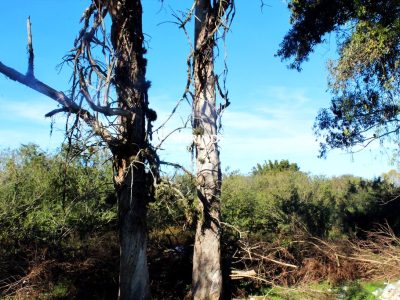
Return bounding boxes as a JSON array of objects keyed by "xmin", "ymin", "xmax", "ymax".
[
  {"xmin": 78, "ymin": 69, "xmax": 131, "ymax": 117},
  {"xmin": 0, "ymin": 61, "xmax": 115, "ymax": 145},
  {"xmin": 26, "ymin": 17, "xmax": 34, "ymax": 77},
  {"xmin": 45, "ymin": 107, "xmax": 69, "ymax": 118},
  {"xmin": 159, "ymin": 161, "xmax": 194, "ymax": 179}
]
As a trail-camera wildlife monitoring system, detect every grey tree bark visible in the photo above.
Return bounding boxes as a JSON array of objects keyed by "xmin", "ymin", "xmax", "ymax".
[
  {"xmin": 192, "ymin": 1, "xmax": 222, "ymax": 299},
  {"xmin": 114, "ymin": 156, "xmax": 150, "ymax": 300},
  {"xmin": 109, "ymin": 1, "xmax": 151, "ymax": 299}
]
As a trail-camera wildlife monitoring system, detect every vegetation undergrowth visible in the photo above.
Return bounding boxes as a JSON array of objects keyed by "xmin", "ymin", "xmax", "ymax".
[
  {"xmin": 1, "ymin": 147, "xmax": 400, "ymax": 299},
  {"xmin": 254, "ymin": 280, "xmax": 385, "ymax": 300}
]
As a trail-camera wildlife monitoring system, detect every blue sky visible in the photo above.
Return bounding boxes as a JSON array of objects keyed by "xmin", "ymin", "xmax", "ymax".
[{"xmin": 0, "ymin": 1, "xmax": 396, "ymax": 178}]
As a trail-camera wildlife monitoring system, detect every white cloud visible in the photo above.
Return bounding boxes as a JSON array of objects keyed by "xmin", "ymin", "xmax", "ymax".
[
  {"xmin": 0, "ymin": 97, "xmax": 58, "ymax": 124},
  {"xmin": 0, "ymin": 95, "xmax": 66, "ymax": 150}
]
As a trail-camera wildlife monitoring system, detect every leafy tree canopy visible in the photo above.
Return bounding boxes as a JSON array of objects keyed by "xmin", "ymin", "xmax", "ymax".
[
  {"xmin": 278, "ymin": 0, "xmax": 400, "ymax": 157},
  {"xmin": 251, "ymin": 159, "xmax": 300, "ymax": 175}
]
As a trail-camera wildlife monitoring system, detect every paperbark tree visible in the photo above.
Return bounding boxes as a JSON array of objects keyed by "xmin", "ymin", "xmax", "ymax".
[
  {"xmin": 0, "ymin": 1, "xmax": 156, "ymax": 299},
  {"xmin": 186, "ymin": 1, "xmax": 234, "ymax": 298}
]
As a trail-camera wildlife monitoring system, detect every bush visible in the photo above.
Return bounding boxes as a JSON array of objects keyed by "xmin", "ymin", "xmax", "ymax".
[
  {"xmin": 222, "ymin": 161, "xmax": 400, "ymax": 241},
  {"xmin": 0, "ymin": 144, "xmax": 118, "ymax": 298},
  {"xmin": 0, "ymin": 144, "xmax": 116, "ymax": 247}
]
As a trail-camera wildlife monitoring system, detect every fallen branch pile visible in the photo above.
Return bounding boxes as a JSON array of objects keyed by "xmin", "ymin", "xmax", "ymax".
[{"xmin": 230, "ymin": 223, "xmax": 400, "ymax": 288}]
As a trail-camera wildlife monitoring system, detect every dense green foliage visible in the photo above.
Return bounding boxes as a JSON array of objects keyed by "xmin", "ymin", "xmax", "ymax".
[
  {"xmin": 278, "ymin": 0, "xmax": 400, "ymax": 156},
  {"xmin": 0, "ymin": 144, "xmax": 116, "ymax": 248},
  {"xmin": 0, "ymin": 145, "xmax": 195, "ymax": 299},
  {"xmin": 0, "ymin": 144, "xmax": 119, "ymax": 299},
  {"xmin": 148, "ymin": 175, "xmax": 196, "ymax": 233},
  {"xmin": 223, "ymin": 166, "xmax": 400, "ymax": 240},
  {"xmin": 252, "ymin": 160, "xmax": 300, "ymax": 175}
]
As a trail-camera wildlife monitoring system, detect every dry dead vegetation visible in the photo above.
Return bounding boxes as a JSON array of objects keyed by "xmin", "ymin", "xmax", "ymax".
[
  {"xmin": 230, "ymin": 223, "xmax": 400, "ymax": 292},
  {"xmin": 0, "ymin": 233, "xmax": 119, "ymax": 299},
  {"xmin": 2, "ymin": 223, "xmax": 400, "ymax": 299}
]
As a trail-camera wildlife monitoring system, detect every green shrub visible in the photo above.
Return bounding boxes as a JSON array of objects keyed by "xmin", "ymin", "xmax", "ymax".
[
  {"xmin": 222, "ymin": 160, "xmax": 400, "ymax": 241},
  {"xmin": 0, "ymin": 143, "xmax": 116, "ymax": 257}
]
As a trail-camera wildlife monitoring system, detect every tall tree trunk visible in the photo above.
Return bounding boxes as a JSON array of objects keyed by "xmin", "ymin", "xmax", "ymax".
[
  {"xmin": 0, "ymin": 1, "xmax": 153, "ymax": 299},
  {"xmin": 192, "ymin": 1, "xmax": 222, "ymax": 299},
  {"xmin": 114, "ymin": 156, "xmax": 150, "ymax": 300},
  {"xmin": 109, "ymin": 1, "xmax": 151, "ymax": 299}
]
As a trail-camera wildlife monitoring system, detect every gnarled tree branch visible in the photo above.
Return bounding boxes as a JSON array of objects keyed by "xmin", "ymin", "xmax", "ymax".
[{"xmin": 0, "ymin": 61, "xmax": 115, "ymax": 146}]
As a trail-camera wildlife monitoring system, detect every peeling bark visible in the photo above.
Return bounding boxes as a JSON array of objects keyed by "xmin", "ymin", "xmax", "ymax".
[{"xmin": 192, "ymin": 1, "xmax": 223, "ymax": 299}]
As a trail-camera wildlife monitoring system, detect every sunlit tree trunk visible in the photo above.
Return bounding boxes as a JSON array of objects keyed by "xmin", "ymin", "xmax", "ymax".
[{"xmin": 192, "ymin": 1, "xmax": 222, "ymax": 298}]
